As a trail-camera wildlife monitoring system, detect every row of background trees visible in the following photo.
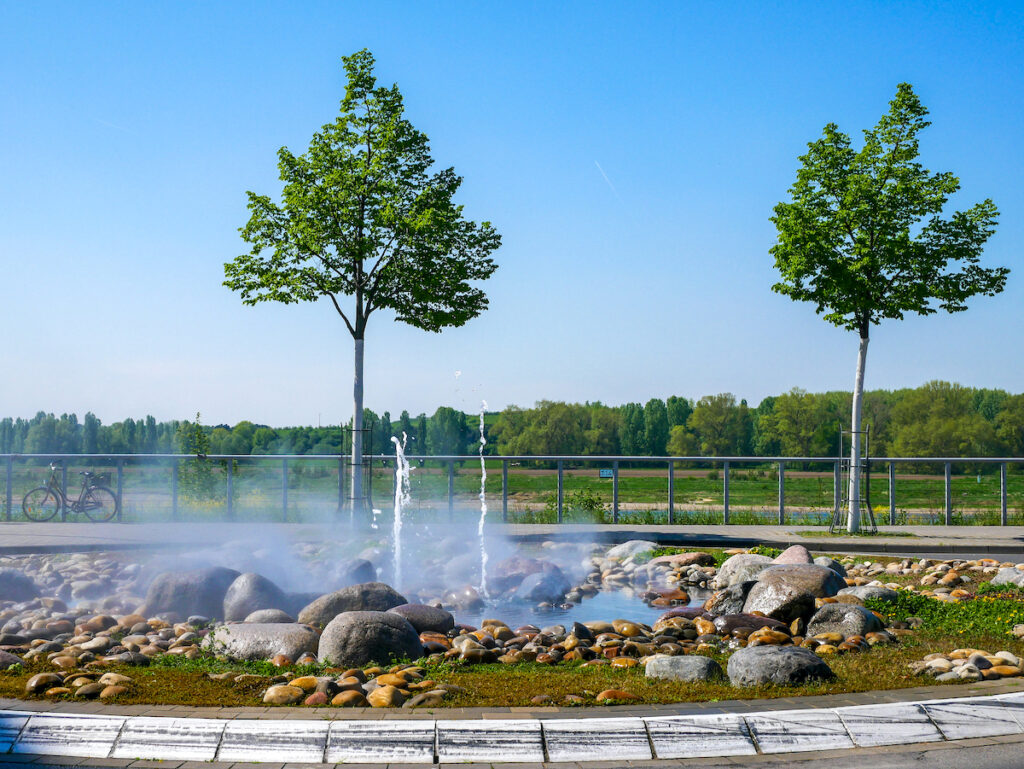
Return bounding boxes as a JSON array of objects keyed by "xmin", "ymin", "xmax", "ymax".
[{"xmin": 2, "ymin": 381, "xmax": 1021, "ymax": 463}]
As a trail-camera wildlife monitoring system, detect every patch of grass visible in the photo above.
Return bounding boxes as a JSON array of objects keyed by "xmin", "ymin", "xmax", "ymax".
[{"xmin": 866, "ymin": 592, "xmax": 1024, "ymax": 637}]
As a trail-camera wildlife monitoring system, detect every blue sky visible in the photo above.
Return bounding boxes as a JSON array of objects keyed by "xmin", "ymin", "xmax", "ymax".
[{"xmin": 1, "ymin": 1, "xmax": 1021, "ymax": 426}]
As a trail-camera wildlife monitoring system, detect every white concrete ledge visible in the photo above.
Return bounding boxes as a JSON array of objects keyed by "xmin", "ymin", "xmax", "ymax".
[{"xmin": 3, "ymin": 692, "xmax": 1024, "ymax": 764}]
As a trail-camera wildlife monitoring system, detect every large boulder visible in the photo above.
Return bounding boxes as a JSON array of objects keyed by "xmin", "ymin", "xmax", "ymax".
[
  {"xmin": 806, "ymin": 604, "xmax": 884, "ymax": 638},
  {"xmin": 713, "ymin": 613, "xmax": 788, "ymax": 635},
  {"xmin": 203, "ymin": 623, "xmax": 319, "ymax": 661},
  {"xmin": 515, "ymin": 567, "xmax": 571, "ymax": 603},
  {"xmin": 318, "ymin": 611, "xmax": 423, "ymax": 667},
  {"xmin": 646, "ymin": 655, "xmax": 723, "ymax": 682},
  {"xmin": 488, "ymin": 557, "xmax": 546, "ymax": 595},
  {"xmin": 297, "ymin": 583, "xmax": 407, "ymax": 628},
  {"xmin": 772, "ymin": 545, "xmax": 813, "ymax": 565},
  {"xmin": 334, "ymin": 559, "xmax": 377, "ymax": 587},
  {"xmin": 990, "ymin": 568, "xmax": 1024, "ymax": 588},
  {"xmin": 0, "ymin": 569, "xmax": 41, "ymax": 603},
  {"xmin": 814, "ymin": 556, "xmax": 848, "ymax": 578},
  {"xmin": 712, "ymin": 554, "xmax": 772, "ymax": 588},
  {"xmin": 742, "ymin": 581, "xmax": 815, "ymax": 623},
  {"xmin": 704, "ymin": 581, "xmax": 757, "ymax": 616},
  {"xmin": 138, "ymin": 567, "xmax": 240, "ymax": 620},
  {"xmin": 223, "ymin": 573, "xmax": 290, "ymax": 622},
  {"xmin": 727, "ymin": 645, "xmax": 835, "ymax": 686},
  {"xmin": 606, "ymin": 540, "xmax": 658, "ymax": 560},
  {"xmin": 387, "ymin": 604, "xmax": 455, "ymax": 634},
  {"xmin": 838, "ymin": 586, "xmax": 899, "ymax": 603},
  {"xmin": 755, "ymin": 564, "xmax": 846, "ymax": 598},
  {"xmin": 244, "ymin": 608, "xmax": 295, "ymax": 624}
]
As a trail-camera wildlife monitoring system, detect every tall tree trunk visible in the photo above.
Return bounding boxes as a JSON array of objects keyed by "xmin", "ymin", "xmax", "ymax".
[
  {"xmin": 847, "ymin": 332, "xmax": 869, "ymax": 533},
  {"xmin": 350, "ymin": 336, "xmax": 365, "ymax": 521}
]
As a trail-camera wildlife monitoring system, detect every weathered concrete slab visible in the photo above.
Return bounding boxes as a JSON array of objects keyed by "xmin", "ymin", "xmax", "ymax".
[
  {"xmin": 836, "ymin": 702, "xmax": 943, "ymax": 747},
  {"xmin": 437, "ymin": 719, "xmax": 544, "ymax": 763},
  {"xmin": 924, "ymin": 698, "xmax": 1024, "ymax": 740},
  {"xmin": 217, "ymin": 718, "xmax": 329, "ymax": 763},
  {"xmin": 645, "ymin": 713, "xmax": 756, "ymax": 759},
  {"xmin": 744, "ymin": 709, "xmax": 854, "ymax": 753},
  {"xmin": 112, "ymin": 716, "xmax": 225, "ymax": 761},
  {"xmin": 11, "ymin": 714, "xmax": 125, "ymax": 757},
  {"xmin": 542, "ymin": 717, "xmax": 652, "ymax": 762},
  {"xmin": 326, "ymin": 720, "xmax": 436, "ymax": 764}
]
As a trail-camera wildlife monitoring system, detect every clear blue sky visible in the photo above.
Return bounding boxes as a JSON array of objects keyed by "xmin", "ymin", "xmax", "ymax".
[{"xmin": 1, "ymin": 1, "xmax": 1021, "ymax": 426}]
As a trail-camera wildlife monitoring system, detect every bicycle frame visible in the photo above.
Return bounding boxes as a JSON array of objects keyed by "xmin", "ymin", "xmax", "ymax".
[{"xmin": 42, "ymin": 464, "xmax": 102, "ymax": 514}]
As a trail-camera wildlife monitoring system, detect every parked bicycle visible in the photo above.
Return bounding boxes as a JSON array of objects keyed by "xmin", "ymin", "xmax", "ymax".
[{"xmin": 22, "ymin": 463, "xmax": 119, "ymax": 522}]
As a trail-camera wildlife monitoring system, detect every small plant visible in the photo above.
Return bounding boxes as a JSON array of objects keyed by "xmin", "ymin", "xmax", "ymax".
[{"xmin": 706, "ymin": 469, "xmax": 720, "ymax": 481}]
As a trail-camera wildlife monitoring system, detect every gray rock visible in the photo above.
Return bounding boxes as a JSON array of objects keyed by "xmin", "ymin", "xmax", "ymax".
[
  {"xmin": 203, "ymin": 622, "xmax": 319, "ymax": 661},
  {"xmin": 387, "ymin": 604, "xmax": 455, "ymax": 634},
  {"xmin": 318, "ymin": 611, "xmax": 423, "ymax": 667},
  {"xmin": 990, "ymin": 568, "xmax": 1024, "ymax": 588},
  {"xmin": 742, "ymin": 581, "xmax": 815, "ymax": 622},
  {"xmin": 606, "ymin": 540, "xmax": 658, "ymax": 560},
  {"xmin": 488, "ymin": 556, "xmax": 546, "ymax": 594},
  {"xmin": 713, "ymin": 613, "xmax": 789, "ymax": 635},
  {"xmin": 838, "ymin": 586, "xmax": 899, "ymax": 603},
  {"xmin": 244, "ymin": 608, "xmax": 295, "ymax": 623},
  {"xmin": 806, "ymin": 604, "xmax": 884, "ymax": 637},
  {"xmin": 223, "ymin": 572, "xmax": 290, "ymax": 621},
  {"xmin": 335, "ymin": 558, "xmax": 377, "ymax": 587},
  {"xmin": 297, "ymin": 582, "xmax": 407, "ymax": 627},
  {"xmin": 712, "ymin": 554, "xmax": 772, "ymax": 588},
  {"xmin": 814, "ymin": 556, "xmax": 848, "ymax": 578},
  {"xmin": 0, "ymin": 650, "xmax": 24, "ymax": 669},
  {"xmin": 727, "ymin": 645, "xmax": 835, "ymax": 686},
  {"xmin": 772, "ymin": 545, "xmax": 813, "ymax": 564},
  {"xmin": 515, "ymin": 567, "xmax": 571, "ymax": 603},
  {"xmin": 0, "ymin": 569, "xmax": 41, "ymax": 603},
  {"xmin": 138, "ymin": 567, "xmax": 240, "ymax": 620},
  {"xmin": 756, "ymin": 564, "xmax": 846, "ymax": 598},
  {"xmin": 646, "ymin": 655, "xmax": 724, "ymax": 682},
  {"xmin": 703, "ymin": 581, "xmax": 757, "ymax": 616}
]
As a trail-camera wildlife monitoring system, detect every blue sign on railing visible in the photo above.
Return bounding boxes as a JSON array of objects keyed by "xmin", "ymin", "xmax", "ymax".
[{"xmin": 599, "ymin": 468, "xmax": 614, "ymax": 479}]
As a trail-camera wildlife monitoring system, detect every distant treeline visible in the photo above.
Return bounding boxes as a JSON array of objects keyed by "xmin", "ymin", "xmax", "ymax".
[{"xmin": 1, "ymin": 381, "xmax": 1022, "ymax": 463}]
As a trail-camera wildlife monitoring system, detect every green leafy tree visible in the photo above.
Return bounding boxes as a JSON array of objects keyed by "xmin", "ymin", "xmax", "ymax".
[
  {"xmin": 428, "ymin": 407, "xmax": 470, "ymax": 456},
  {"xmin": 689, "ymin": 394, "xmax": 745, "ymax": 456},
  {"xmin": 666, "ymin": 396, "xmax": 692, "ymax": 429},
  {"xmin": 175, "ymin": 413, "xmax": 217, "ymax": 501},
  {"xmin": 618, "ymin": 403, "xmax": 646, "ymax": 456},
  {"xmin": 770, "ymin": 83, "xmax": 1008, "ymax": 531},
  {"xmin": 223, "ymin": 50, "xmax": 500, "ymax": 518},
  {"xmin": 643, "ymin": 398, "xmax": 670, "ymax": 455}
]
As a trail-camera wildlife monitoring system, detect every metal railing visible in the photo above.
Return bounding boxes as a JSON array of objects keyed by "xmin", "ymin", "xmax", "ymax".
[{"xmin": 1, "ymin": 453, "xmax": 1021, "ymax": 525}]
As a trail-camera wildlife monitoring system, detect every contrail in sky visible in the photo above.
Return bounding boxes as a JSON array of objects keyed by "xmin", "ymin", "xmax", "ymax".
[{"xmin": 594, "ymin": 160, "xmax": 622, "ymax": 200}]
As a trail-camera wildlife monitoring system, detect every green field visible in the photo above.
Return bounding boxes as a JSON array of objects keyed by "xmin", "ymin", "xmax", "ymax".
[{"xmin": 2, "ymin": 456, "xmax": 1022, "ymax": 526}]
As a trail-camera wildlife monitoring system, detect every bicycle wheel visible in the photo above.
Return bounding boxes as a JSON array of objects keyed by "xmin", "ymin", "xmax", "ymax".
[
  {"xmin": 82, "ymin": 486, "xmax": 118, "ymax": 522},
  {"xmin": 22, "ymin": 488, "xmax": 61, "ymax": 522}
]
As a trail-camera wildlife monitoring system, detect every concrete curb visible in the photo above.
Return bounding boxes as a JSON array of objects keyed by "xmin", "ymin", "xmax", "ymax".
[{"xmin": 4, "ymin": 691, "xmax": 1024, "ymax": 766}]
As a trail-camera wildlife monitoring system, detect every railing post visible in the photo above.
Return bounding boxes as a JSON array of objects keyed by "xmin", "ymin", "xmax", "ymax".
[
  {"xmin": 612, "ymin": 460, "xmax": 619, "ymax": 524},
  {"xmin": 115, "ymin": 460, "xmax": 124, "ymax": 522},
  {"xmin": 777, "ymin": 461, "xmax": 785, "ymax": 525},
  {"xmin": 723, "ymin": 460, "xmax": 730, "ymax": 525},
  {"xmin": 5, "ymin": 456, "xmax": 12, "ymax": 522},
  {"xmin": 501, "ymin": 460, "xmax": 508, "ymax": 522},
  {"xmin": 833, "ymin": 460, "xmax": 841, "ymax": 525},
  {"xmin": 282, "ymin": 459, "xmax": 288, "ymax": 522},
  {"xmin": 888, "ymin": 461, "xmax": 896, "ymax": 525},
  {"xmin": 448, "ymin": 460, "xmax": 455, "ymax": 522},
  {"xmin": 557, "ymin": 460, "xmax": 564, "ymax": 523},
  {"xmin": 999, "ymin": 460, "xmax": 1007, "ymax": 528},
  {"xmin": 226, "ymin": 460, "xmax": 233, "ymax": 521},
  {"xmin": 944, "ymin": 462, "xmax": 952, "ymax": 525},
  {"xmin": 338, "ymin": 455, "xmax": 345, "ymax": 518},
  {"xmin": 171, "ymin": 462, "xmax": 178, "ymax": 520},
  {"xmin": 668, "ymin": 460, "xmax": 675, "ymax": 525},
  {"xmin": 61, "ymin": 462, "xmax": 69, "ymax": 521}
]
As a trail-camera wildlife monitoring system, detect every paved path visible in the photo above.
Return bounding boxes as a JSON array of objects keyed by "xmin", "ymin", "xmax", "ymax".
[
  {"xmin": 2, "ymin": 521, "xmax": 1024, "ymax": 557},
  {"xmin": 4, "ymin": 682, "xmax": 1024, "ymax": 767}
]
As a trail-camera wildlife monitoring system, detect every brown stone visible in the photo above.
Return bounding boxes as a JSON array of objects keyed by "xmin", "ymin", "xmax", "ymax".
[
  {"xmin": 331, "ymin": 690, "xmax": 369, "ymax": 707},
  {"xmin": 304, "ymin": 691, "xmax": 328, "ymax": 706},
  {"xmin": 596, "ymin": 689, "xmax": 640, "ymax": 702},
  {"xmin": 100, "ymin": 685, "xmax": 128, "ymax": 700},
  {"xmin": 44, "ymin": 687, "xmax": 71, "ymax": 696},
  {"xmin": 25, "ymin": 673, "xmax": 63, "ymax": 694},
  {"xmin": 263, "ymin": 684, "xmax": 304, "ymax": 704},
  {"xmin": 290, "ymin": 675, "xmax": 319, "ymax": 692},
  {"xmin": 611, "ymin": 657, "xmax": 638, "ymax": 668},
  {"xmin": 367, "ymin": 684, "xmax": 405, "ymax": 708},
  {"xmin": 375, "ymin": 673, "xmax": 409, "ymax": 687}
]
